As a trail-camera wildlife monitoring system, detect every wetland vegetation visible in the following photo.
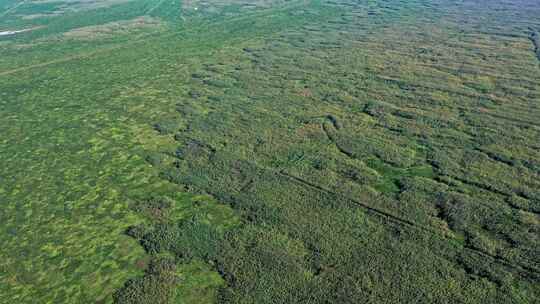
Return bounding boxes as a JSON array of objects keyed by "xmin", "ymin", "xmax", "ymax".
[{"xmin": 1, "ymin": 0, "xmax": 539, "ymax": 303}]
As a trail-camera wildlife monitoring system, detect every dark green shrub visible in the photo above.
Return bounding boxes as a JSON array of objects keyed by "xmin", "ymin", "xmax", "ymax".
[
  {"xmin": 113, "ymin": 257, "xmax": 177, "ymax": 304},
  {"xmin": 145, "ymin": 152, "xmax": 166, "ymax": 166},
  {"xmin": 153, "ymin": 121, "xmax": 181, "ymax": 135},
  {"xmin": 126, "ymin": 224, "xmax": 150, "ymax": 240},
  {"xmin": 131, "ymin": 197, "xmax": 173, "ymax": 221},
  {"xmin": 140, "ymin": 223, "xmax": 179, "ymax": 255},
  {"xmin": 172, "ymin": 218, "xmax": 222, "ymax": 262},
  {"xmin": 148, "ymin": 256, "xmax": 177, "ymax": 276},
  {"xmin": 139, "ymin": 217, "xmax": 222, "ymax": 261}
]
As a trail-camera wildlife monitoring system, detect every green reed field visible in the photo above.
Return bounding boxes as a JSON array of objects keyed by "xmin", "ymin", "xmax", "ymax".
[{"xmin": 1, "ymin": 0, "xmax": 539, "ymax": 303}]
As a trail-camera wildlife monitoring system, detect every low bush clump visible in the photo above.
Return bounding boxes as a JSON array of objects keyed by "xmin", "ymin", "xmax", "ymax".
[{"xmin": 113, "ymin": 257, "xmax": 178, "ymax": 304}]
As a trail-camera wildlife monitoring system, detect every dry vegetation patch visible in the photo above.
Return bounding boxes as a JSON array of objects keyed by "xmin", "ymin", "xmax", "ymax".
[
  {"xmin": 62, "ymin": 16, "xmax": 164, "ymax": 40},
  {"xmin": 31, "ymin": 0, "xmax": 134, "ymax": 11},
  {"xmin": 182, "ymin": 0, "xmax": 289, "ymax": 13},
  {"xmin": 16, "ymin": 0, "xmax": 136, "ymax": 20}
]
